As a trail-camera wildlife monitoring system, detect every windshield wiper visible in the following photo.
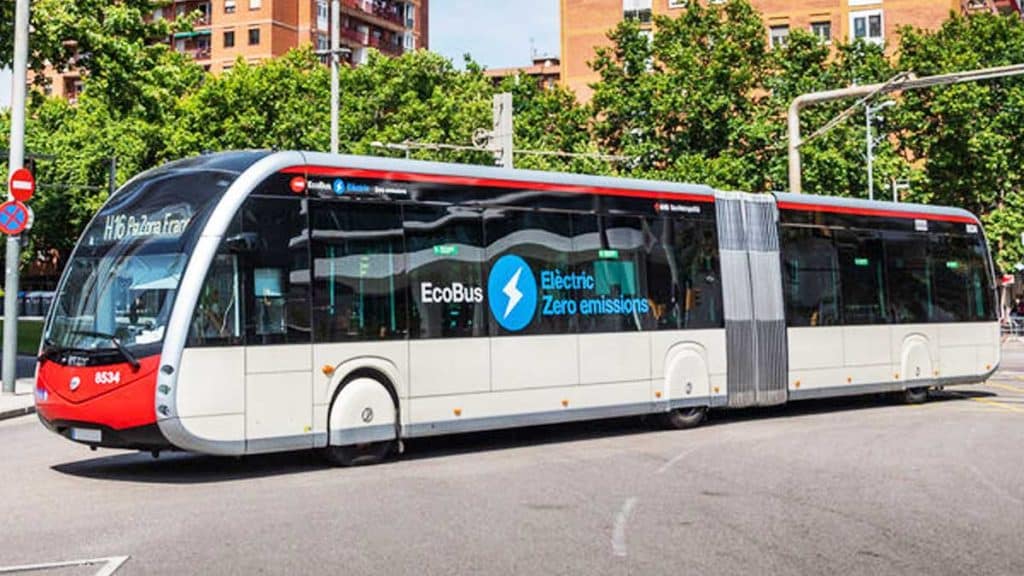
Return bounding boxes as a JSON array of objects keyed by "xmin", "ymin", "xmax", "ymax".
[
  {"xmin": 69, "ymin": 330, "xmax": 141, "ymax": 372},
  {"xmin": 38, "ymin": 338, "xmax": 84, "ymax": 363}
]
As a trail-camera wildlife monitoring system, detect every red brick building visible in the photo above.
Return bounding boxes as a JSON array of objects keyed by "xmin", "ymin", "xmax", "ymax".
[
  {"xmin": 46, "ymin": 0, "xmax": 429, "ymax": 100},
  {"xmin": 561, "ymin": 0, "xmax": 1022, "ymax": 101}
]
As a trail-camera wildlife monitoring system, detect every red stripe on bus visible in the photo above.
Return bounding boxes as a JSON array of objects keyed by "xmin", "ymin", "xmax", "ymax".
[
  {"xmin": 281, "ymin": 166, "xmax": 716, "ymax": 204},
  {"xmin": 776, "ymin": 201, "xmax": 978, "ymax": 224}
]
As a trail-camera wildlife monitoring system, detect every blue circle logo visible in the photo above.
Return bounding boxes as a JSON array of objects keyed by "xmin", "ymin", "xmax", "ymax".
[
  {"xmin": 487, "ymin": 255, "xmax": 537, "ymax": 332},
  {"xmin": 333, "ymin": 179, "xmax": 346, "ymax": 195}
]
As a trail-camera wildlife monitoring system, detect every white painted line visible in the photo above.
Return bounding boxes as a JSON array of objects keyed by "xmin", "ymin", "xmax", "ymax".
[
  {"xmin": 657, "ymin": 446, "xmax": 700, "ymax": 475},
  {"xmin": 0, "ymin": 555, "xmax": 129, "ymax": 575},
  {"xmin": 966, "ymin": 463, "xmax": 1022, "ymax": 507},
  {"xmin": 611, "ymin": 497, "xmax": 637, "ymax": 557}
]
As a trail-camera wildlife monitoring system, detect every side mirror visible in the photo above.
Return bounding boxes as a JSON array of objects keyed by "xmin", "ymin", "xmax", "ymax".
[{"xmin": 225, "ymin": 232, "xmax": 258, "ymax": 253}]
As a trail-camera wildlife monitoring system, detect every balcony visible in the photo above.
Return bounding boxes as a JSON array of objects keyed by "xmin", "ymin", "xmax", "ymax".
[{"xmin": 341, "ymin": 0, "xmax": 407, "ymax": 32}]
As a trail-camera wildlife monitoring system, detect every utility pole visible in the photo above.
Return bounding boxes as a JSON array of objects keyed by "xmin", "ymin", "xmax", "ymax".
[
  {"xmin": 865, "ymin": 100, "xmax": 893, "ymax": 202},
  {"xmin": 330, "ymin": 0, "xmax": 340, "ymax": 154},
  {"xmin": 492, "ymin": 93, "xmax": 513, "ymax": 168},
  {"xmin": 787, "ymin": 63, "xmax": 1024, "ymax": 194},
  {"xmin": 3, "ymin": 0, "xmax": 30, "ymax": 394}
]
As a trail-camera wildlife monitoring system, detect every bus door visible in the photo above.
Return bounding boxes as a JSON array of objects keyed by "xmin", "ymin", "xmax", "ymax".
[
  {"xmin": 238, "ymin": 196, "xmax": 314, "ymax": 452},
  {"xmin": 715, "ymin": 192, "xmax": 788, "ymax": 408}
]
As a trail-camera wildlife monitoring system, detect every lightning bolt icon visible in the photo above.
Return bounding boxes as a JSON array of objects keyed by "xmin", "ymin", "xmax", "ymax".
[{"xmin": 502, "ymin": 267, "xmax": 524, "ymax": 319}]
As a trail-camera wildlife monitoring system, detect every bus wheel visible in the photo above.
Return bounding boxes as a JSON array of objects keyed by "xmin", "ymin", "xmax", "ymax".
[
  {"xmin": 903, "ymin": 387, "xmax": 929, "ymax": 404},
  {"xmin": 661, "ymin": 406, "xmax": 707, "ymax": 430},
  {"xmin": 323, "ymin": 440, "xmax": 393, "ymax": 467}
]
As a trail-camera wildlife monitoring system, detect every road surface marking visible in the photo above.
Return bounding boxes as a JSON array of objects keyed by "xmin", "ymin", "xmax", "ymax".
[
  {"xmin": 987, "ymin": 382, "xmax": 1024, "ymax": 394},
  {"xmin": 0, "ymin": 556, "xmax": 129, "ymax": 575},
  {"xmin": 656, "ymin": 446, "xmax": 701, "ymax": 475},
  {"xmin": 611, "ymin": 497, "xmax": 637, "ymax": 557},
  {"xmin": 969, "ymin": 397, "xmax": 1024, "ymax": 414}
]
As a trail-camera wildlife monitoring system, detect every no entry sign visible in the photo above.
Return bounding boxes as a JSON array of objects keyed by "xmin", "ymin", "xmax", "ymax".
[
  {"xmin": 0, "ymin": 200, "xmax": 30, "ymax": 235},
  {"xmin": 8, "ymin": 168, "xmax": 35, "ymax": 202}
]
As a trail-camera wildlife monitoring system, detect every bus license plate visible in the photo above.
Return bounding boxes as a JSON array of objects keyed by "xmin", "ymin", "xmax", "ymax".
[{"xmin": 70, "ymin": 428, "xmax": 101, "ymax": 443}]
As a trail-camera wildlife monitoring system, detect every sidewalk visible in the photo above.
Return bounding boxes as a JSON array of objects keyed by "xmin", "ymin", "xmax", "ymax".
[{"xmin": 0, "ymin": 377, "xmax": 35, "ymax": 421}]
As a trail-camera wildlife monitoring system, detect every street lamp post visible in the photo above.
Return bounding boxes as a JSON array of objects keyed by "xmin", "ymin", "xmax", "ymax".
[
  {"xmin": 865, "ymin": 100, "xmax": 894, "ymax": 202},
  {"xmin": 314, "ymin": 0, "xmax": 352, "ymax": 155}
]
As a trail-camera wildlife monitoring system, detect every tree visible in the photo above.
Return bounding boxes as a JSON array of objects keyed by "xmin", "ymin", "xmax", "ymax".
[{"xmin": 896, "ymin": 13, "xmax": 1024, "ymax": 271}]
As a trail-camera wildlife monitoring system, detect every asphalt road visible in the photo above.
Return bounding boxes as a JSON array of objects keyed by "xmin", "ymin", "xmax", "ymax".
[{"xmin": 1, "ymin": 348, "xmax": 1022, "ymax": 575}]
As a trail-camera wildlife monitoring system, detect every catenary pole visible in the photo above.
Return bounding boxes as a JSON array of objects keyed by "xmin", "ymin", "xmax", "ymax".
[
  {"xmin": 330, "ymin": 0, "xmax": 340, "ymax": 154},
  {"xmin": 787, "ymin": 63, "xmax": 1024, "ymax": 194},
  {"xmin": 3, "ymin": 0, "xmax": 31, "ymax": 394}
]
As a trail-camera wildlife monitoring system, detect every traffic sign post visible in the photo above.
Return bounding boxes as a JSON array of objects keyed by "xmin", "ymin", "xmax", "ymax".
[{"xmin": 3, "ymin": 0, "xmax": 31, "ymax": 394}]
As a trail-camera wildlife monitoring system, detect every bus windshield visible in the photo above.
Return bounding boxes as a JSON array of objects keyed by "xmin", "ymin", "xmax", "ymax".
[{"xmin": 45, "ymin": 169, "xmax": 239, "ymax": 356}]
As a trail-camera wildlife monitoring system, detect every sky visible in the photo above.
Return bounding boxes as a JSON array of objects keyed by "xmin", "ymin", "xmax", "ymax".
[
  {"xmin": 428, "ymin": 0, "xmax": 560, "ymax": 69},
  {"xmin": 1, "ymin": 68, "xmax": 10, "ymax": 109}
]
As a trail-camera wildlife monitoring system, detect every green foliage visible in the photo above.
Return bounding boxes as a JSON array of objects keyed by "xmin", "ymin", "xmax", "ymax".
[
  {"xmin": 896, "ymin": 13, "xmax": 1024, "ymax": 271},
  {"xmin": 2, "ymin": 0, "xmax": 1023, "ymax": 274}
]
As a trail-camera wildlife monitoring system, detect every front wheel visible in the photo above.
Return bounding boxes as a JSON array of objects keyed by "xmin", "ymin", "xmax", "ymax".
[
  {"xmin": 323, "ymin": 440, "xmax": 394, "ymax": 467},
  {"xmin": 660, "ymin": 406, "xmax": 708, "ymax": 430}
]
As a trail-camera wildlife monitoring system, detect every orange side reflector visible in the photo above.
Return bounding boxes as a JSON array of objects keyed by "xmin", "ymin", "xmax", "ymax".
[
  {"xmin": 655, "ymin": 391, "xmax": 662, "ymax": 399},
  {"xmin": 561, "ymin": 399, "xmax": 569, "ymax": 407},
  {"xmin": 321, "ymin": 365, "xmax": 335, "ymax": 376},
  {"xmin": 454, "ymin": 408, "xmax": 462, "ymax": 417}
]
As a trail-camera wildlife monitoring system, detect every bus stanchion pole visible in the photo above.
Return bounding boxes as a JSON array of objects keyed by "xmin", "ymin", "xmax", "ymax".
[{"xmin": 3, "ymin": 0, "xmax": 31, "ymax": 394}]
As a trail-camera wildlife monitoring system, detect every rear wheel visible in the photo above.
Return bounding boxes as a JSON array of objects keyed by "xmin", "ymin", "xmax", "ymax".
[
  {"xmin": 902, "ymin": 386, "xmax": 929, "ymax": 404},
  {"xmin": 660, "ymin": 406, "xmax": 708, "ymax": 430},
  {"xmin": 323, "ymin": 440, "xmax": 394, "ymax": 467}
]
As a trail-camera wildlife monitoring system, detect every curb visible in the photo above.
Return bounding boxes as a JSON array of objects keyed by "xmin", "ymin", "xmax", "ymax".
[{"xmin": 0, "ymin": 404, "xmax": 35, "ymax": 422}]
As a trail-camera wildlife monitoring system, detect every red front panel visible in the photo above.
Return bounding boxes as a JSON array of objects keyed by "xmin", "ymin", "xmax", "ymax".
[{"xmin": 35, "ymin": 355, "xmax": 160, "ymax": 431}]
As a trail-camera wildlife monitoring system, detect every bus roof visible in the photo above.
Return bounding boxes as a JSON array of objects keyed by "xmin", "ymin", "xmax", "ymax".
[
  {"xmin": 773, "ymin": 191, "xmax": 979, "ymax": 225},
  {"xmin": 162, "ymin": 151, "xmax": 980, "ymax": 224}
]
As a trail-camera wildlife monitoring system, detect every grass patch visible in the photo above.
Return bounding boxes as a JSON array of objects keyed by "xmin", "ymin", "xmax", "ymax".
[{"xmin": 0, "ymin": 319, "xmax": 44, "ymax": 356}]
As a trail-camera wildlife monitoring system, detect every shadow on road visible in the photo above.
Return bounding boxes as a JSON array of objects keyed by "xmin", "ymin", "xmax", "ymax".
[{"xmin": 49, "ymin": 386, "xmax": 997, "ymax": 483}]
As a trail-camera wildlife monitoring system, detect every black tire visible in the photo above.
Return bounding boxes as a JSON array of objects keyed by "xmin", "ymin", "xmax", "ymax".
[
  {"xmin": 902, "ymin": 386, "xmax": 929, "ymax": 404},
  {"xmin": 660, "ymin": 406, "xmax": 708, "ymax": 430},
  {"xmin": 323, "ymin": 440, "xmax": 394, "ymax": 467}
]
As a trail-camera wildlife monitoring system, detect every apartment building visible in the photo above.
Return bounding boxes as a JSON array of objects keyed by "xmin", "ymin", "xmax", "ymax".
[
  {"xmin": 561, "ymin": 0, "xmax": 1021, "ymax": 101},
  {"xmin": 484, "ymin": 56, "xmax": 562, "ymax": 89},
  {"xmin": 48, "ymin": 0, "xmax": 429, "ymax": 100}
]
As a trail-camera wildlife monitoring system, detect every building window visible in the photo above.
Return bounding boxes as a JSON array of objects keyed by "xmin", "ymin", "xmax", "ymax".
[
  {"xmin": 248, "ymin": 27, "xmax": 260, "ymax": 45},
  {"xmin": 811, "ymin": 21, "xmax": 831, "ymax": 43},
  {"xmin": 851, "ymin": 9, "xmax": 883, "ymax": 44},
  {"xmin": 225, "ymin": 0, "xmax": 236, "ymax": 14},
  {"xmin": 405, "ymin": 3, "xmax": 415, "ymax": 28},
  {"xmin": 770, "ymin": 25, "xmax": 790, "ymax": 48},
  {"xmin": 316, "ymin": 34, "xmax": 329, "ymax": 52},
  {"xmin": 623, "ymin": 0, "xmax": 652, "ymax": 23},
  {"xmin": 224, "ymin": 30, "xmax": 235, "ymax": 48},
  {"xmin": 317, "ymin": 0, "xmax": 329, "ymax": 30},
  {"xmin": 249, "ymin": 0, "xmax": 262, "ymax": 9}
]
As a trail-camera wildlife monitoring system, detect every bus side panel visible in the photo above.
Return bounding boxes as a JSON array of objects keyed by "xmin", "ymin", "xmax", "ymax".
[
  {"xmin": 843, "ymin": 325, "xmax": 894, "ymax": 386},
  {"xmin": 650, "ymin": 329, "xmax": 726, "ymax": 403},
  {"xmin": 787, "ymin": 327, "xmax": 845, "ymax": 393},
  {"xmin": 175, "ymin": 347, "xmax": 246, "ymax": 443},
  {"xmin": 578, "ymin": 332, "xmax": 651, "ymax": 386},
  {"xmin": 409, "ymin": 338, "xmax": 489, "ymax": 397},
  {"xmin": 406, "ymin": 380, "xmax": 651, "ymax": 435},
  {"xmin": 491, "ymin": 335, "xmax": 579, "ymax": 391},
  {"xmin": 938, "ymin": 322, "xmax": 1000, "ymax": 378},
  {"xmin": 312, "ymin": 341, "xmax": 409, "ymax": 441},
  {"xmin": 890, "ymin": 324, "xmax": 940, "ymax": 382}
]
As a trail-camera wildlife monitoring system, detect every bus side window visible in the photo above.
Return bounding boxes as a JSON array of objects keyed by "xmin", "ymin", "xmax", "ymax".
[
  {"xmin": 187, "ymin": 253, "xmax": 242, "ymax": 347},
  {"xmin": 238, "ymin": 197, "xmax": 311, "ymax": 345},
  {"xmin": 571, "ymin": 213, "xmax": 650, "ymax": 333},
  {"xmin": 310, "ymin": 200, "xmax": 407, "ymax": 342},
  {"xmin": 646, "ymin": 216, "xmax": 723, "ymax": 330},
  {"xmin": 779, "ymin": 225, "xmax": 842, "ymax": 327},
  {"xmin": 404, "ymin": 204, "xmax": 486, "ymax": 339}
]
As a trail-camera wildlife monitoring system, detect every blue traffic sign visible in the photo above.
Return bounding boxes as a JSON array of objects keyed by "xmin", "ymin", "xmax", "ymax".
[{"xmin": 0, "ymin": 200, "xmax": 29, "ymax": 235}]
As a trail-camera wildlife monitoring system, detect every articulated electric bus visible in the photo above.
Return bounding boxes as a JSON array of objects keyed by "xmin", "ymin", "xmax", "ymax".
[{"xmin": 35, "ymin": 151, "xmax": 1000, "ymax": 465}]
